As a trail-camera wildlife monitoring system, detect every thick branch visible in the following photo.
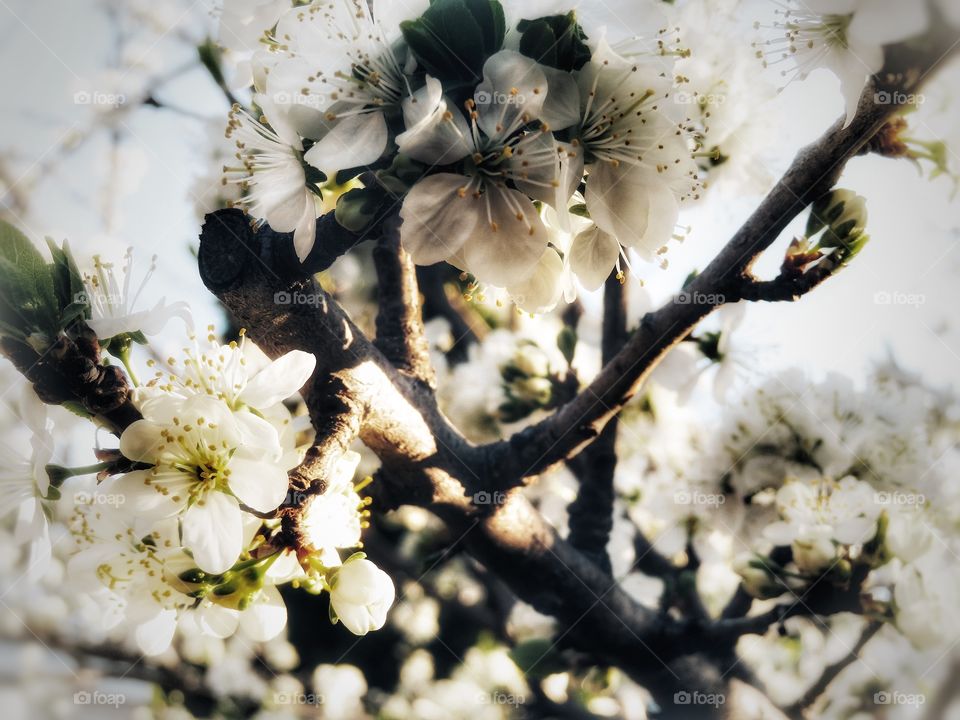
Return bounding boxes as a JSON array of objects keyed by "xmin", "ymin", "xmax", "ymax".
[
  {"xmin": 197, "ymin": 211, "xmax": 681, "ymax": 678},
  {"xmin": 372, "ymin": 233, "xmax": 435, "ymax": 386}
]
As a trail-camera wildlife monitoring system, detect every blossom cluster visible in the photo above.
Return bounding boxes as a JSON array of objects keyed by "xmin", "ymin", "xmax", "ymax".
[
  {"xmin": 0, "ymin": 230, "xmax": 396, "ymax": 658},
  {"xmin": 219, "ymin": 0, "xmax": 707, "ymax": 312}
]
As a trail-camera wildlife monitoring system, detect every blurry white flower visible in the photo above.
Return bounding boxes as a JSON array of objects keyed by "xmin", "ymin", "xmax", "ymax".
[
  {"xmin": 758, "ymin": 0, "xmax": 929, "ymax": 125},
  {"xmin": 895, "ymin": 549, "xmax": 960, "ymax": 649},
  {"xmin": 0, "ymin": 388, "xmax": 53, "ymax": 579},
  {"xmin": 313, "ymin": 663, "xmax": 368, "ymax": 720},
  {"xmin": 329, "ymin": 555, "xmax": 395, "ymax": 635},
  {"xmin": 765, "ymin": 476, "xmax": 881, "ymax": 572},
  {"xmin": 82, "ymin": 249, "xmax": 192, "ymax": 341}
]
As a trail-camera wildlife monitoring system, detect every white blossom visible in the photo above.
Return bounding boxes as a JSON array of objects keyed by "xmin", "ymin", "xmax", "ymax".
[{"xmin": 329, "ymin": 555, "xmax": 396, "ymax": 635}]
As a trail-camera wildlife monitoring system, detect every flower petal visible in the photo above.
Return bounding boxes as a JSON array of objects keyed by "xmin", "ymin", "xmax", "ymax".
[
  {"xmin": 474, "ymin": 51, "xmax": 547, "ymax": 141},
  {"xmin": 508, "ymin": 247, "xmax": 564, "ymax": 314},
  {"xmin": 228, "ymin": 458, "xmax": 289, "ymax": 513},
  {"xmin": 197, "ymin": 603, "xmax": 240, "ymax": 639},
  {"xmin": 586, "ymin": 162, "xmax": 678, "ymax": 259},
  {"xmin": 135, "ymin": 608, "xmax": 179, "ymax": 656},
  {"xmin": 569, "ymin": 226, "xmax": 620, "ymax": 291},
  {"xmin": 304, "ymin": 113, "xmax": 389, "ymax": 179},
  {"xmin": 119, "ymin": 420, "xmax": 163, "ymax": 464},
  {"xmin": 399, "ymin": 174, "xmax": 479, "ymax": 265},
  {"xmin": 239, "ymin": 585, "xmax": 288, "ymax": 642},
  {"xmin": 240, "ymin": 350, "xmax": 317, "ymax": 409},
  {"xmin": 183, "ymin": 492, "xmax": 243, "ymax": 574},
  {"xmin": 461, "ymin": 186, "xmax": 548, "ymax": 286},
  {"xmin": 396, "ymin": 76, "xmax": 473, "ymax": 165}
]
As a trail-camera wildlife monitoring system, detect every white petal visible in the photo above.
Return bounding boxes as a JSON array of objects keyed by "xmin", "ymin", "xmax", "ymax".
[
  {"xmin": 135, "ymin": 608, "xmax": 178, "ymax": 656},
  {"xmin": 228, "ymin": 458, "xmax": 289, "ymax": 513},
  {"xmin": 461, "ymin": 186, "xmax": 548, "ymax": 286},
  {"xmin": 304, "ymin": 113, "xmax": 388, "ymax": 178},
  {"xmin": 397, "ymin": 76, "xmax": 474, "ymax": 164},
  {"xmin": 183, "ymin": 493, "xmax": 243, "ymax": 574},
  {"xmin": 293, "ymin": 200, "xmax": 318, "ymax": 262},
  {"xmin": 586, "ymin": 163, "xmax": 678, "ymax": 259},
  {"xmin": 569, "ymin": 226, "xmax": 620, "ymax": 291},
  {"xmin": 239, "ymin": 585, "xmax": 288, "ymax": 642},
  {"xmin": 234, "ymin": 411, "xmax": 282, "ymax": 458},
  {"xmin": 197, "ymin": 603, "xmax": 240, "ymax": 639},
  {"xmin": 475, "ymin": 51, "xmax": 547, "ymax": 141},
  {"xmin": 849, "ymin": 0, "xmax": 929, "ymax": 47},
  {"xmin": 106, "ymin": 471, "xmax": 184, "ymax": 517},
  {"xmin": 119, "ymin": 420, "xmax": 163, "ymax": 464},
  {"xmin": 508, "ymin": 247, "xmax": 564, "ymax": 314},
  {"xmin": 539, "ymin": 65, "xmax": 581, "ymax": 131},
  {"xmin": 399, "ymin": 174, "xmax": 479, "ymax": 265},
  {"xmin": 240, "ymin": 350, "xmax": 317, "ymax": 409},
  {"xmin": 137, "ymin": 300, "xmax": 194, "ymax": 336}
]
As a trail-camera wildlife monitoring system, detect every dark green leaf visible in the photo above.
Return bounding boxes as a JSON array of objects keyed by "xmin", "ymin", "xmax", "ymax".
[
  {"xmin": 517, "ymin": 12, "xmax": 591, "ymax": 71},
  {"xmin": 0, "ymin": 220, "xmax": 58, "ymax": 339}
]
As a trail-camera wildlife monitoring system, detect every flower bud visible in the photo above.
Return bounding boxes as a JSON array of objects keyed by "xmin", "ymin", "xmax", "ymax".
[{"xmin": 328, "ymin": 555, "xmax": 395, "ymax": 636}]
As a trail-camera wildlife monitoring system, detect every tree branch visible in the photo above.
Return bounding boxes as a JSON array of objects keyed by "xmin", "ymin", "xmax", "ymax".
[
  {"xmin": 566, "ymin": 273, "xmax": 627, "ymax": 574},
  {"xmin": 783, "ymin": 620, "xmax": 882, "ymax": 720},
  {"xmin": 373, "ymin": 232, "xmax": 436, "ymax": 386},
  {"xmin": 197, "ymin": 211, "xmax": 682, "ymax": 679},
  {"xmin": 487, "ymin": 30, "xmax": 959, "ymax": 481}
]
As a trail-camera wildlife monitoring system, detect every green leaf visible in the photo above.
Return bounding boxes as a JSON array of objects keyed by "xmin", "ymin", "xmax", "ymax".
[
  {"xmin": 517, "ymin": 12, "xmax": 591, "ymax": 71},
  {"xmin": 0, "ymin": 220, "xmax": 58, "ymax": 340},
  {"xmin": 401, "ymin": 0, "xmax": 505, "ymax": 83},
  {"xmin": 45, "ymin": 238, "xmax": 88, "ymax": 329},
  {"xmin": 519, "ymin": 20, "xmax": 557, "ymax": 68},
  {"xmin": 463, "ymin": 0, "xmax": 505, "ymax": 54},
  {"xmin": 335, "ymin": 187, "xmax": 387, "ymax": 232}
]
